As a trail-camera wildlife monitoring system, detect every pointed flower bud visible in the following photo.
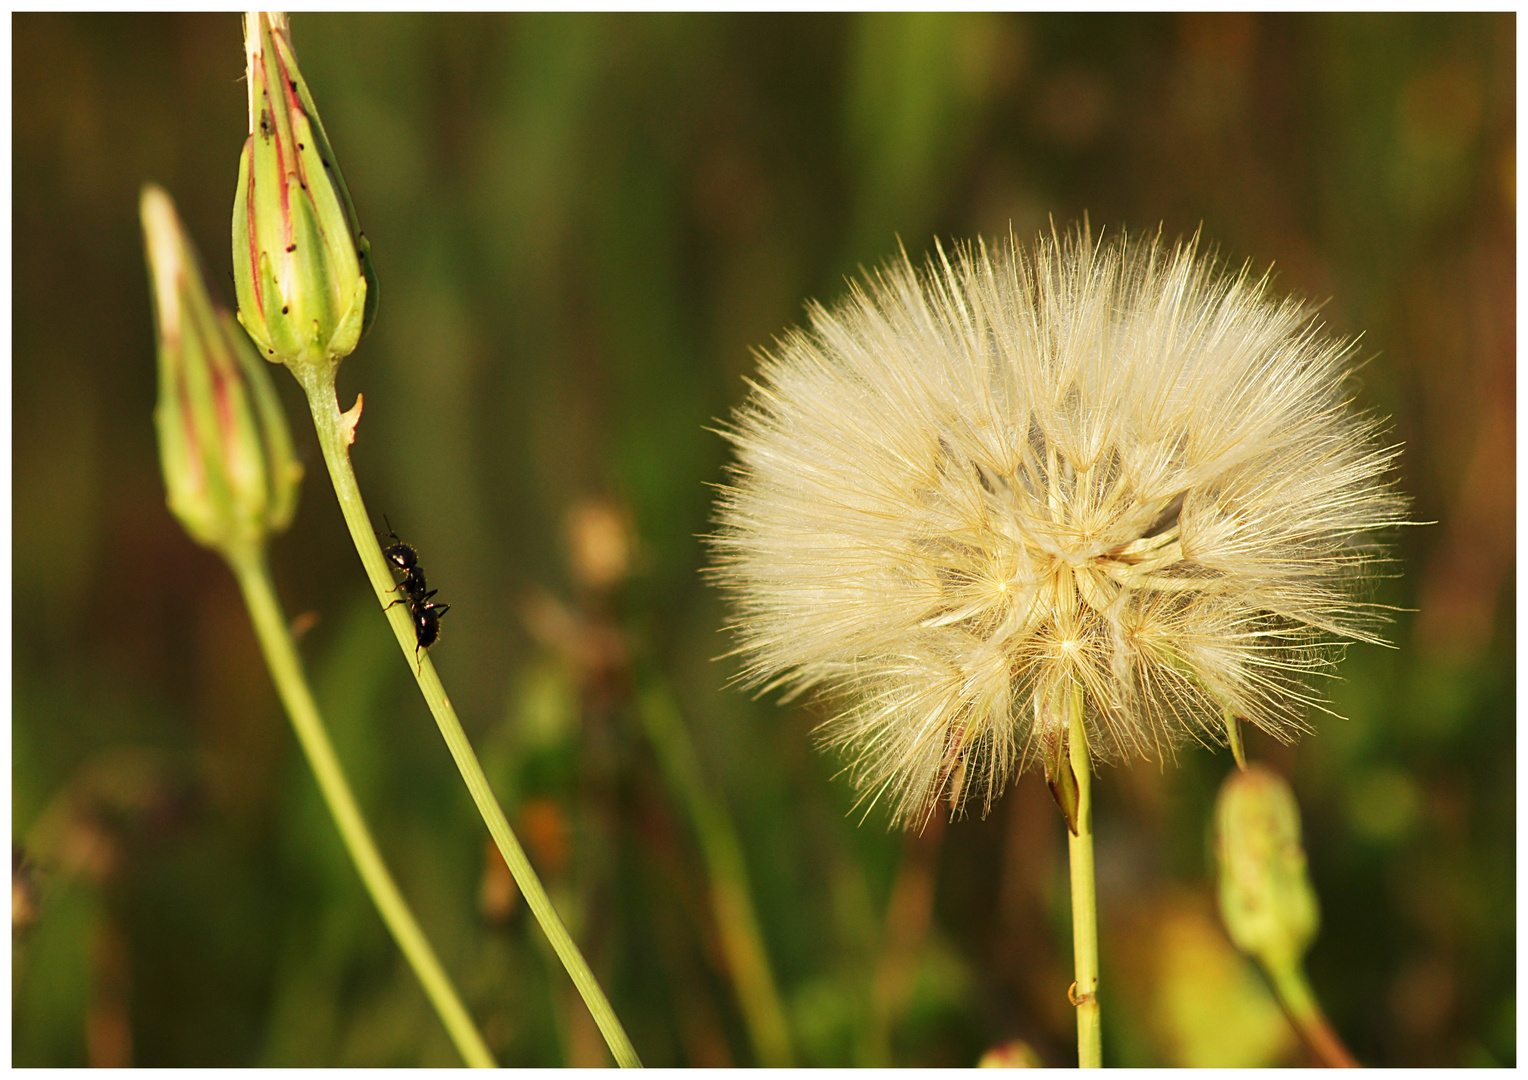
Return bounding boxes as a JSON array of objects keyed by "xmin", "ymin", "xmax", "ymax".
[
  {"xmin": 144, "ymin": 185, "xmax": 303, "ymax": 556},
  {"xmin": 233, "ymin": 11, "xmax": 377, "ymax": 371},
  {"xmin": 1213, "ymin": 765, "xmax": 1320, "ymax": 972}
]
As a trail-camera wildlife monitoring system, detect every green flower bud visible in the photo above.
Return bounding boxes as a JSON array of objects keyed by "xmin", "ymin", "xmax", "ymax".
[
  {"xmin": 144, "ymin": 184, "xmax": 302, "ymax": 556},
  {"xmin": 233, "ymin": 11, "xmax": 377, "ymax": 371},
  {"xmin": 1213, "ymin": 765, "xmax": 1320, "ymax": 973}
]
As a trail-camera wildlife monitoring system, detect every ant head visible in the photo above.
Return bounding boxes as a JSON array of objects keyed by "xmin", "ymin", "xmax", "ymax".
[{"xmin": 378, "ymin": 514, "xmax": 419, "ymax": 574}]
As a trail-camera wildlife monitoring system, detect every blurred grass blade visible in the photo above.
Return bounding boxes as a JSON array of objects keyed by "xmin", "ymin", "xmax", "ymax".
[{"xmin": 637, "ymin": 680, "xmax": 794, "ymax": 1067}]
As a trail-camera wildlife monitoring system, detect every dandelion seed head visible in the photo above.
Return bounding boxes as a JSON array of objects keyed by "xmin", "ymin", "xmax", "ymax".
[{"xmin": 709, "ymin": 226, "xmax": 1408, "ymax": 825}]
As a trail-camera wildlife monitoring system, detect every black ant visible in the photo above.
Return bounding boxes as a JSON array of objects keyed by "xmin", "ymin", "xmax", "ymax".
[{"xmin": 380, "ymin": 516, "xmax": 449, "ymax": 664}]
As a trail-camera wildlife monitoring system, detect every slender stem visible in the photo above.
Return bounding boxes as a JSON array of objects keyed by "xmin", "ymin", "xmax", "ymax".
[
  {"xmin": 1266, "ymin": 957, "xmax": 1361, "ymax": 1068},
  {"xmin": 637, "ymin": 683, "xmax": 793, "ymax": 1067},
  {"xmin": 226, "ymin": 545, "xmax": 495, "ymax": 1068},
  {"xmin": 1065, "ymin": 682, "xmax": 1101, "ymax": 1068},
  {"xmin": 297, "ymin": 369, "xmax": 642, "ymax": 1068}
]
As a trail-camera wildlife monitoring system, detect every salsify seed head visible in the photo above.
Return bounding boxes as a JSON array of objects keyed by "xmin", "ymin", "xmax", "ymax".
[{"xmin": 710, "ymin": 226, "xmax": 1407, "ymax": 826}]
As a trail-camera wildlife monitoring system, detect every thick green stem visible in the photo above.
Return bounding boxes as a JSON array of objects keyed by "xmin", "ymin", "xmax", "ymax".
[
  {"xmin": 226, "ymin": 545, "xmax": 495, "ymax": 1068},
  {"xmin": 1266, "ymin": 957, "xmax": 1360, "ymax": 1068},
  {"xmin": 637, "ymin": 683, "xmax": 793, "ymax": 1067},
  {"xmin": 297, "ymin": 369, "xmax": 641, "ymax": 1068},
  {"xmin": 1065, "ymin": 683, "xmax": 1101, "ymax": 1068}
]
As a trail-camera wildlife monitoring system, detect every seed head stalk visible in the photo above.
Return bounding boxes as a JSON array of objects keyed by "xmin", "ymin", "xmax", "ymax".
[
  {"xmin": 1064, "ymin": 681, "xmax": 1101, "ymax": 1068},
  {"xmin": 296, "ymin": 366, "xmax": 641, "ymax": 1069}
]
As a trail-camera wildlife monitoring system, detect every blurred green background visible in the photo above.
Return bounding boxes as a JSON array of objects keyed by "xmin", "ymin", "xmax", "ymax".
[{"xmin": 12, "ymin": 13, "xmax": 1514, "ymax": 1067}]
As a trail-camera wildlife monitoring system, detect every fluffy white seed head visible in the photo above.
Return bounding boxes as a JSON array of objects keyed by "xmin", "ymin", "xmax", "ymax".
[{"xmin": 710, "ymin": 226, "xmax": 1407, "ymax": 826}]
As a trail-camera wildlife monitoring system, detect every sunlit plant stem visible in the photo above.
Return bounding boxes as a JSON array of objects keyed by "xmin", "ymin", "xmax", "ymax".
[
  {"xmin": 143, "ymin": 179, "xmax": 491, "ymax": 1067},
  {"xmin": 226, "ymin": 543, "xmax": 496, "ymax": 1068},
  {"xmin": 1265, "ymin": 956, "xmax": 1360, "ymax": 1068},
  {"xmin": 296, "ymin": 366, "xmax": 642, "ymax": 1068},
  {"xmin": 1064, "ymin": 683, "xmax": 1101, "ymax": 1068},
  {"xmin": 228, "ymin": 10, "xmax": 637, "ymax": 1062}
]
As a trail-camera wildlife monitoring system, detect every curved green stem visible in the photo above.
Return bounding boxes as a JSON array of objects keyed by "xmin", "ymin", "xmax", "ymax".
[
  {"xmin": 226, "ymin": 544, "xmax": 495, "ymax": 1068},
  {"xmin": 296, "ymin": 369, "xmax": 641, "ymax": 1068},
  {"xmin": 1265, "ymin": 956, "xmax": 1360, "ymax": 1068},
  {"xmin": 1065, "ymin": 682, "xmax": 1101, "ymax": 1068}
]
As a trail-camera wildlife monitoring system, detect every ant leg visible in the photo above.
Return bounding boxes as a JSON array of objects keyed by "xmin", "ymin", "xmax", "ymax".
[
  {"xmin": 385, "ymin": 582, "xmax": 419, "ymax": 612},
  {"xmin": 383, "ymin": 575, "xmax": 417, "ymax": 606}
]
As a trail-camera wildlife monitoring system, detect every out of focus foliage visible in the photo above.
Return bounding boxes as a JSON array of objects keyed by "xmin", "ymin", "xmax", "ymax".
[{"xmin": 12, "ymin": 13, "xmax": 1513, "ymax": 1067}]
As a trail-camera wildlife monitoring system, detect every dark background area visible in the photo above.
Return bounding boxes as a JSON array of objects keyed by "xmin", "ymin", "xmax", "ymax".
[{"xmin": 12, "ymin": 12, "xmax": 1514, "ymax": 1067}]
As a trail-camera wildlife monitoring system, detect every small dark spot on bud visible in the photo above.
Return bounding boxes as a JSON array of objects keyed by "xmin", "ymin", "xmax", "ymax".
[
  {"xmin": 286, "ymin": 244, "xmax": 297, "ymax": 253},
  {"xmin": 268, "ymin": 348, "xmax": 275, "ymax": 355},
  {"xmin": 321, "ymin": 159, "xmax": 330, "ymax": 169},
  {"xmin": 281, "ymin": 306, "xmax": 289, "ymax": 314},
  {"xmin": 289, "ymin": 79, "xmax": 297, "ymax": 91},
  {"xmin": 297, "ymin": 143, "xmax": 305, "ymax": 151}
]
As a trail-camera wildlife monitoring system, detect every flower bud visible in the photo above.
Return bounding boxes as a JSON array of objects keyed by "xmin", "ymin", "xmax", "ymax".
[
  {"xmin": 144, "ymin": 184, "xmax": 302, "ymax": 556},
  {"xmin": 1213, "ymin": 765, "xmax": 1320, "ymax": 972},
  {"xmin": 232, "ymin": 11, "xmax": 377, "ymax": 370},
  {"xmin": 977, "ymin": 1039, "xmax": 1043, "ymax": 1068}
]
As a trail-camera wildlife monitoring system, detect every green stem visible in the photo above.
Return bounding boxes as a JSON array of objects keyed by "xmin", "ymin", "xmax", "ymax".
[
  {"xmin": 297, "ymin": 369, "xmax": 641, "ymax": 1068},
  {"xmin": 226, "ymin": 544, "xmax": 495, "ymax": 1068},
  {"xmin": 1266, "ymin": 957, "xmax": 1360, "ymax": 1068},
  {"xmin": 636, "ymin": 682, "xmax": 793, "ymax": 1067},
  {"xmin": 1065, "ymin": 682, "xmax": 1101, "ymax": 1068}
]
